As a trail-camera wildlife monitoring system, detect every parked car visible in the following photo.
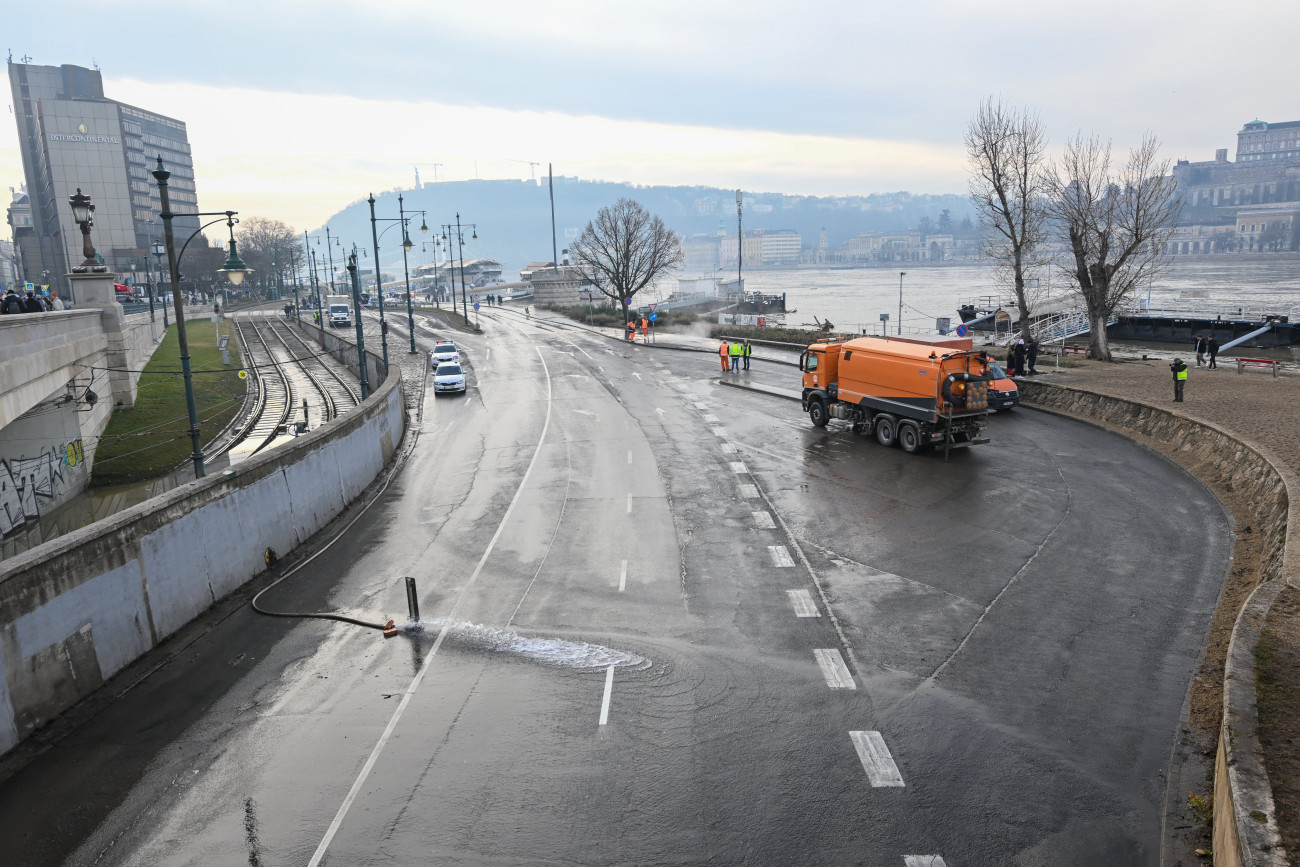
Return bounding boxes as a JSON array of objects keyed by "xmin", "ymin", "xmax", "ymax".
[
  {"xmin": 430, "ymin": 341, "xmax": 460, "ymax": 364},
  {"xmin": 432, "ymin": 362, "xmax": 466, "ymax": 393},
  {"xmin": 985, "ymin": 360, "xmax": 1020, "ymax": 411}
]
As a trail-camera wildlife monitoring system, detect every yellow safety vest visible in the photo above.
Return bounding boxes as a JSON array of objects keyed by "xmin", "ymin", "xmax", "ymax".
[{"xmin": 1175, "ymin": 368, "xmax": 1188, "ymax": 381}]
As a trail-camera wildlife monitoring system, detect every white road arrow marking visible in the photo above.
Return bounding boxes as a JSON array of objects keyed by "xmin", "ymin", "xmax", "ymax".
[
  {"xmin": 632, "ymin": 372, "xmax": 642, "ymax": 380},
  {"xmin": 654, "ymin": 407, "xmax": 666, "ymax": 417},
  {"xmin": 572, "ymin": 410, "xmax": 599, "ymax": 419}
]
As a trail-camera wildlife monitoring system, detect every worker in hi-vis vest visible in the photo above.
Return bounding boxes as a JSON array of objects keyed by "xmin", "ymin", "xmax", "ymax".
[
  {"xmin": 728, "ymin": 340, "xmax": 742, "ymax": 372},
  {"xmin": 719, "ymin": 340, "xmax": 730, "ymax": 372},
  {"xmin": 1170, "ymin": 357, "xmax": 1188, "ymax": 402}
]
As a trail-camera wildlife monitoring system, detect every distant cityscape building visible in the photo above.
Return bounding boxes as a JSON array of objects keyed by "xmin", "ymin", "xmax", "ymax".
[
  {"xmin": 1169, "ymin": 118, "xmax": 1300, "ymax": 254},
  {"xmin": 7, "ymin": 60, "xmax": 200, "ymax": 297}
]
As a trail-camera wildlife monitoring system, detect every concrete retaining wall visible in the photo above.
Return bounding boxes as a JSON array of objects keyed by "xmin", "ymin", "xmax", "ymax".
[
  {"xmin": 0, "ymin": 352, "xmax": 404, "ymax": 756},
  {"xmin": 1019, "ymin": 380, "xmax": 1294, "ymax": 866}
]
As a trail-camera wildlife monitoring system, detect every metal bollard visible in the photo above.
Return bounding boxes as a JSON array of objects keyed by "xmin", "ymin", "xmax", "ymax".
[
  {"xmin": 404, "ymin": 576, "xmax": 419, "ymax": 622},
  {"xmin": 1275, "ymin": 361, "xmax": 1281, "ymax": 378},
  {"xmin": 1237, "ymin": 358, "xmax": 1244, "ymax": 374}
]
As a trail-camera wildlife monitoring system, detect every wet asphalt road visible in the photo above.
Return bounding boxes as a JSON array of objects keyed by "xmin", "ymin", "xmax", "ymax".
[{"xmin": 0, "ymin": 308, "xmax": 1230, "ymax": 866}]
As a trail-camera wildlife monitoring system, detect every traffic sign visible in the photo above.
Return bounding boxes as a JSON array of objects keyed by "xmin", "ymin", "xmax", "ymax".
[
  {"xmin": 623, "ymin": 297, "xmax": 631, "ymax": 305},
  {"xmin": 238, "ymin": 370, "xmax": 249, "ymax": 380},
  {"xmin": 648, "ymin": 313, "xmax": 657, "ymax": 322},
  {"xmin": 473, "ymin": 302, "xmax": 480, "ymax": 311},
  {"xmin": 955, "ymin": 324, "xmax": 969, "ymax": 337}
]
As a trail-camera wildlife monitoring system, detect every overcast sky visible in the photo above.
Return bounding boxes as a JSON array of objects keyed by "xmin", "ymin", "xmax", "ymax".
[{"xmin": 4, "ymin": 0, "xmax": 1296, "ymax": 232}]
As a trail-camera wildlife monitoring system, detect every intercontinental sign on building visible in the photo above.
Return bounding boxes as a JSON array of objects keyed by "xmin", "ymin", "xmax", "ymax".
[{"xmin": 7, "ymin": 60, "xmax": 201, "ymax": 297}]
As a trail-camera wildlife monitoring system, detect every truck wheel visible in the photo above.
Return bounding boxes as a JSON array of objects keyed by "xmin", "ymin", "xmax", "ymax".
[
  {"xmin": 808, "ymin": 399, "xmax": 829, "ymax": 428},
  {"xmin": 898, "ymin": 421, "xmax": 923, "ymax": 454},
  {"xmin": 875, "ymin": 415, "xmax": 896, "ymax": 447}
]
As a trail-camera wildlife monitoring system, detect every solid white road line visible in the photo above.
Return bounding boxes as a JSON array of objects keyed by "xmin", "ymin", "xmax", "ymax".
[
  {"xmin": 739, "ymin": 484, "xmax": 759, "ymax": 498},
  {"xmin": 850, "ymin": 731, "xmax": 905, "ymax": 787},
  {"xmin": 729, "ymin": 461, "xmax": 748, "ymax": 474},
  {"xmin": 599, "ymin": 665, "xmax": 615, "ymax": 725},
  {"xmin": 627, "ymin": 450, "xmax": 632, "ymax": 464},
  {"xmin": 752, "ymin": 511, "xmax": 774, "ymax": 528},
  {"xmin": 619, "ymin": 559, "xmax": 628, "ymax": 592},
  {"xmin": 768, "ymin": 545, "xmax": 794, "ymax": 567},
  {"xmin": 903, "ymin": 858, "xmax": 947, "ymax": 867},
  {"xmin": 309, "ymin": 349, "xmax": 556, "ymax": 866},
  {"xmin": 813, "ymin": 649, "xmax": 856, "ymax": 689},
  {"xmin": 703, "ymin": 414, "xmax": 719, "ymax": 424},
  {"xmin": 786, "ymin": 589, "xmax": 820, "ymax": 617},
  {"xmin": 720, "ymin": 442, "xmax": 737, "ymax": 454}
]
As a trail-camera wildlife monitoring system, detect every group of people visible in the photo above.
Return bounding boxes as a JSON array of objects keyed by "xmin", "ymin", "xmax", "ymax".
[
  {"xmin": 626, "ymin": 318, "xmax": 651, "ymax": 342},
  {"xmin": 1005, "ymin": 338, "xmax": 1038, "ymax": 377},
  {"xmin": 719, "ymin": 339, "xmax": 752, "ymax": 372},
  {"xmin": 1193, "ymin": 334, "xmax": 1220, "ymax": 369},
  {"xmin": 1, "ymin": 288, "xmax": 63, "ymax": 313}
]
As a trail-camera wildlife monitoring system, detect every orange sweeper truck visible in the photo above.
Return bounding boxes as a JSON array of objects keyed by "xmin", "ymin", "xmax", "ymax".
[{"xmin": 798, "ymin": 335, "xmax": 993, "ymax": 454}]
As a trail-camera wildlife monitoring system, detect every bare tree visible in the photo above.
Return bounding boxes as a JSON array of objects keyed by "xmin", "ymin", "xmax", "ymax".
[
  {"xmin": 569, "ymin": 198, "xmax": 683, "ymax": 323},
  {"xmin": 966, "ymin": 97, "xmax": 1049, "ymax": 339},
  {"xmin": 236, "ymin": 217, "xmax": 302, "ymax": 294},
  {"xmin": 1046, "ymin": 132, "xmax": 1182, "ymax": 360}
]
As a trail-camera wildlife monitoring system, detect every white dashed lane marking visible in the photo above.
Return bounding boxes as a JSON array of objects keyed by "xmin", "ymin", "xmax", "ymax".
[
  {"xmin": 721, "ymin": 442, "xmax": 737, "ymax": 454},
  {"xmin": 626, "ymin": 494, "xmax": 633, "ymax": 513},
  {"xmin": 619, "ymin": 559, "xmax": 627, "ymax": 592},
  {"xmin": 786, "ymin": 589, "xmax": 820, "ymax": 617},
  {"xmin": 703, "ymin": 414, "xmax": 719, "ymax": 424},
  {"xmin": 710, "ymin": 426, "xmax": 727, "ymax": 438},
  {"xmin": 693, "ymin": 401, "xmax": 709, "ymax": 410},
  {"xmin": 739, "ymin": 484, "xmax": 759, "ymax": 498},
  {"xmin": 814, "ymin": 649, "xmax": 856, "ymax": 689},
  {"xmin": 627, "ymin": 450, "xmax": 632, "ymax": 464},
  {"xmin": 599, "ymin": 665, "xmax": 615, "ymax": 726},
  {"xmin": 752, "ymin": 511, "xmax": 774, "ymax": 528},
  {"xmin": 903, "ymin": 858, "xmax": 947, "ymax": 867},
  {"xmin": 850, "ymin": 731, "xmax": 905, "ymax": 787},
  {"xmin": 767, "ymin": 545, "xmax": 794, "ymax": 567}
]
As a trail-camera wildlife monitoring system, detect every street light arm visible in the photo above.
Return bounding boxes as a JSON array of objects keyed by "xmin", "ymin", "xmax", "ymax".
[{"xmin": 173, "ymin": 214, "xmax": 239, "ymax": 282}]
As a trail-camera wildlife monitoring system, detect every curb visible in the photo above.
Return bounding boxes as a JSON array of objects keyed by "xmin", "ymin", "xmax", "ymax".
[{"xmin": 1018, "ymin": 378, "xmax": 1292, "ymax": 867}]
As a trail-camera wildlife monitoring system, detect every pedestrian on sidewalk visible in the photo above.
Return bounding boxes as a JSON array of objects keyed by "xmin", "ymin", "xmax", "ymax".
[
  {"xmin": 1013, "ymin": 339, "xmax": 1026, "ymax": 378},
  {"xmin": 729, "ymin": 340, "xmax": 741, "ymax": 371},
  {"xmin": 1171, "ymin": 357, "xmax": 1188, "ymax": 402},
  {"xmin": 1, "ymin": 289, "xmax": 22, "ymax": 314},
  {"xmin": 1193, "ymin": 334, "xmax": 1208, "ymax": 367},
  {"xmin": 22, "ymin": 291, "xmax": 44, "ymax": 313},
  {"xmin": 1208, "ymin": 336, "xmax": 1219, "ymax": 369},
  {"xmin": 742, "ymin": 339, "xmax": 752, "ymax": 371},
  {"xmin": 1026, "ymin": 339, "xmax": 1039, "ymax": 375},
  {"xmin": 719, "ymin": 340, "xmax": 730, "ymax": 372}
]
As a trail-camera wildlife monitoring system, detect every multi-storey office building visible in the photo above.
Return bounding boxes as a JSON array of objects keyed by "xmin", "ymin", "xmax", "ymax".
[{"xmin": 7, "ymin": 60, "xmax": 200, "ymax": 298}]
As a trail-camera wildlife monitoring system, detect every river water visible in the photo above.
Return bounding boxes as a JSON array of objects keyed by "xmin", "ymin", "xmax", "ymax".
[{"xmin": 702, "ymin": 257, "xmax": 1300, "ymax": 336}]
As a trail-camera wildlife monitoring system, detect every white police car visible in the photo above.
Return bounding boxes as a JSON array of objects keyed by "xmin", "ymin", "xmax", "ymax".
[
  {"xmin": 430, "ymin": 341, "xmax": 460, "ymax": 364},
  {"xmin": 432, "ymin": 362, "xmax": 466, "ymax": 393}
]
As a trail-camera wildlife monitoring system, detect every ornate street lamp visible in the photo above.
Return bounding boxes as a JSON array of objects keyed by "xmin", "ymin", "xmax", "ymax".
[
  {"xmin": 68, "ymin": 189, "xmax": 105, "ymax": 271},
  {"xmin": 368, "ymin": 193, "xmax": 427, "ymax": 358}
]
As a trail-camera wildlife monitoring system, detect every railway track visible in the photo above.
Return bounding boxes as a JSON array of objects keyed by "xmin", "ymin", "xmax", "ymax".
[{"xmin": 215, "ymin": 314, "xmax": 361, "ymax": 462}]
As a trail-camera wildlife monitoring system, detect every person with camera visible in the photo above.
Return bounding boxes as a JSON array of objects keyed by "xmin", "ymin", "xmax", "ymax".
[{"xmin": 1170, "ymin": 357, "xmax": 1189, "ymax": 402}]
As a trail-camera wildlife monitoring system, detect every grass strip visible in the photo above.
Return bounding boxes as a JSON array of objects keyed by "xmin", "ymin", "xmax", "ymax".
[{"xmin": 92, "ymin": 315, "xmax": 246, "ymax": 486}]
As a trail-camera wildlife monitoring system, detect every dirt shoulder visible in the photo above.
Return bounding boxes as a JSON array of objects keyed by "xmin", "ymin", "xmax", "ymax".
[{"xmin": 1023, "ymin": 355, "xmax": 1299, "ymax": 858}]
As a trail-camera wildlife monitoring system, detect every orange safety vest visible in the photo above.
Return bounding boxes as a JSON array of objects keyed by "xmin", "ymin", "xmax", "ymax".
[{"xmin": 720, "ymin": 343, "xmax": 729, "ymax": 356}]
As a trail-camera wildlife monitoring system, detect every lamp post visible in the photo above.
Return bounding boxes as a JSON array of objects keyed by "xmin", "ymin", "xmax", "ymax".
[
  {"xmin": 152, "ymin": 156, "xmax": 252, "ymax": 479},
  {"xmin": 898, "ymin": 271, "xmax": 906, "ymax": 336},
  {"xmin": 151, "ymin": 240, "xmax": 168, "ymax": 328},
  {"xmin": 345, "ymin": 250, "xmax": 370, "ymax": 399},
  {"xmin": 68, "ymin": 188, "xmax": 104, "ymax": 271},
  {"xmin": 440, "ymin": 215, "xmax": 477, "ymax": 328},
  {"xmin": 369, "ymin": 193, "xmax": 427, "ymax": 356}
]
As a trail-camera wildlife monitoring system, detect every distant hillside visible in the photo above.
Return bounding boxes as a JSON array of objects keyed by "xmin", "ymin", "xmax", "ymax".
[{"xmin": 322, "ymin": 177, "xmax": 976, "ymax": 278}]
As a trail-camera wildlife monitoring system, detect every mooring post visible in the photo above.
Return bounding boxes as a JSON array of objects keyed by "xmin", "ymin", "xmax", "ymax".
[{"xmin": 405, "ymin": 576, "xmax": 419, "ymax": 622}]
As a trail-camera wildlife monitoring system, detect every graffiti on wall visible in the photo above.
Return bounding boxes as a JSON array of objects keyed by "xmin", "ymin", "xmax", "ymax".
[{"xmin": 0, "ymin": 439, "xmax": 85, "ymax": 536}]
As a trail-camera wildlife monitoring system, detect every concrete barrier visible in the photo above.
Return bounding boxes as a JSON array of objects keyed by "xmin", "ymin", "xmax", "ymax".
[
  {"xmin": 291, "ymin": 318, "xmax": 387, "ymax": 390},
  {"xmin": 0, "ymin": 350, "xmax": 404, "ymax": 756},
  {"xmin": 1019, "ymin": 379, "xmax": 1294, "ymax": 866}
]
